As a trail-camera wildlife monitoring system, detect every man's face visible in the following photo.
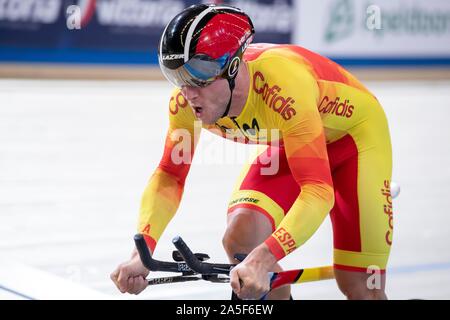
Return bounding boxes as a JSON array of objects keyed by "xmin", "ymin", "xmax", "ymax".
[{"xmin": 181, "ymin": 78, "xmax": 230, "ymax": 125}]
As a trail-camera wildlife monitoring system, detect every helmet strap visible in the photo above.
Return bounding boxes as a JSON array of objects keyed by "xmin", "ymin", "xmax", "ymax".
[{"xmin": 221, "ymin": 77, "xmax": 235, "ymax": 118}]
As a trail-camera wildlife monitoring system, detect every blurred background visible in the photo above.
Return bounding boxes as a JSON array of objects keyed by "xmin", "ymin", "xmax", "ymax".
[{"xmin": 1, "ymin": 0, "xmax": 450, "ymax": 300}]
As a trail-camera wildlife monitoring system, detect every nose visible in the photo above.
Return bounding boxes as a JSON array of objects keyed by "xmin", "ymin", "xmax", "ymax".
[{"xmin": 181, "ymin": 86, "xmax": 200, "ymax": 102}]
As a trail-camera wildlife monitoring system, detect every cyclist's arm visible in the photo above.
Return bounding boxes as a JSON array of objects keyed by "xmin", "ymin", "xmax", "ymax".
[
  {"xmin": 138, "ymin": 90, "xmax": 199, "ymax": 253},
  {"xmin": 264, "ymin": 67, "xmax": 335, "ymax": 260}
]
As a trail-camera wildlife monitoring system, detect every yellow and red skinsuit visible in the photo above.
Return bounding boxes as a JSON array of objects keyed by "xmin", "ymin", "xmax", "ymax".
[{"xmin": 139, "ymin": 44, "xmax": 393, "ymax": 272}]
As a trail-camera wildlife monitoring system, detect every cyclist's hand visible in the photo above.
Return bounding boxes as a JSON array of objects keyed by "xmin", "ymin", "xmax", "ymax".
[
  {"xmin": 229, "ymin": 244, "xmax": 276, "ymax": 300},
  {"xmin": 111, "ymin": 250, "xmax": 149, "ymax": 294}
]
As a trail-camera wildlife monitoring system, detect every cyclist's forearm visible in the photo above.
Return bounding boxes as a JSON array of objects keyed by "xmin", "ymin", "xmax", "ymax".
[
  {"xmin": 137, "ymin": 168, "xmax": 185, "ymax": 253},
  {"xmin": 265, "ymin": 183, "xmax": 334, "ymax": 260}
]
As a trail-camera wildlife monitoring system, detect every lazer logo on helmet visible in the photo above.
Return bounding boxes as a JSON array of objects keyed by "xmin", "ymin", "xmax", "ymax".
[
  {"xmin": 162, "ymin": 54, "xmax": 184, "ymax": 60},
  {"xmin": 253, "ymin": 71, "xmax": 296, "ymax": 121}
]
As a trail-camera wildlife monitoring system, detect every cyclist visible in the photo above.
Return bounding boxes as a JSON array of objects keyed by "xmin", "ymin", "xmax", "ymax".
[{"xmin": 111, "ymin": 4, "xmax": 393, "ymax": 300}]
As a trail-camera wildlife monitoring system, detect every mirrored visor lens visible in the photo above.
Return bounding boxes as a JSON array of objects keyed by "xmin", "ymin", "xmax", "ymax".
[{"xmin": 160, "ymin": 54, "xmax": 227, "ymax": 88}]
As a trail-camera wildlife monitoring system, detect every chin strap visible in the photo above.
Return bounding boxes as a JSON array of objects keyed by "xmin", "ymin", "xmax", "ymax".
[{"xmin": 220, "ymin": 77, "xmax": 236, "ymax": 118}]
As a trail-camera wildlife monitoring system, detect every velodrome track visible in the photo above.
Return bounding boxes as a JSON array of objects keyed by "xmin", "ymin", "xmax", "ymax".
[{"xmin": 1, "ymin": 78, "xmax": 450, "ymax": 299}]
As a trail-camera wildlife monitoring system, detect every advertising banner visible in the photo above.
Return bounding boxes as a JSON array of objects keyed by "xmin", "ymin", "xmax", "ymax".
[
  {"xmin": 0, "ymin": 0, "xmax": 294, "ymax": 64},
  {"xmin": 295, "ymin": 0, "xmax": 450, "ymax": 63}
]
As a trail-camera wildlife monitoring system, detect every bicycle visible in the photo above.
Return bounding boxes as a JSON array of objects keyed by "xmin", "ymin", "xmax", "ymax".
[{"xmin": 134, "ymin": 234, "xmax": 335, "ymax": 299}]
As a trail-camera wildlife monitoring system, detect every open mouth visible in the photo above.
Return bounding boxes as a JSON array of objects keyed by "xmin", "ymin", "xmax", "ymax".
[{"xmin": 194, "ymin": 106, "xmax": 203, "ymax": 117}]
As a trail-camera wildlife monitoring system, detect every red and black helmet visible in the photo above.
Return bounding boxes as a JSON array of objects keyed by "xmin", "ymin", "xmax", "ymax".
[{"xmin": 158, "ymin": 4, "xmax": 255, "ymax": 88}]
